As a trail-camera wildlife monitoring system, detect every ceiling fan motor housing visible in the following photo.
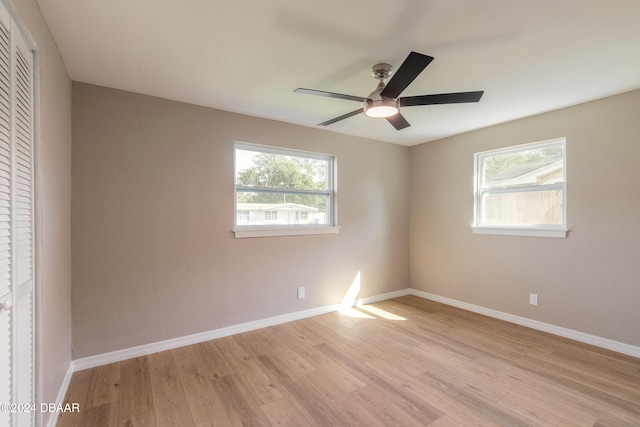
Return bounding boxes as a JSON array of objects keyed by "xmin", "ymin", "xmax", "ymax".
[
  {"xmin": 365, "ymin": 64, "xmax": 398, "ymax": 117},
  {"xmin": 371, "ymin": 63, "xmax": 393, "ymax": 80}
]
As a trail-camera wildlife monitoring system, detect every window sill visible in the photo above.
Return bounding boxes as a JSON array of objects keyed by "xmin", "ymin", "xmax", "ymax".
[
  {"xmin": 472, "ymin": 226, "xmax": 567, "ymax": 238},
  {"xmin": 233, "ymin": 226, "xmax": 340, "ymax": 239}
]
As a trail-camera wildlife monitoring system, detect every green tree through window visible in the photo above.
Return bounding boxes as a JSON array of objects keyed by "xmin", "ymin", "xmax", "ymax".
[
  {"xmin": 483, "ymin": 146, "xmax": 563, "ymax": 181},
  {"xmin": 236, "ymin": 152, "xmax": 328, "ymax": 209}
]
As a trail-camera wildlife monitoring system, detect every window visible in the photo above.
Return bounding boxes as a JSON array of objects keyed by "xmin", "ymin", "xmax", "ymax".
[
  {"xmin": 473, "ymin": 138, "xmax": 567, "ymax": 238},
  {"xmin": 264, "ymin": 211, "xmax": 278, "ymax": 221},
  {"xmin": 236, "ymin": 210, "xmax": 249, "ymax": 222},
  {"xmin": 234, "ymin": 143, "xmax": 338, "ymax": 238}
]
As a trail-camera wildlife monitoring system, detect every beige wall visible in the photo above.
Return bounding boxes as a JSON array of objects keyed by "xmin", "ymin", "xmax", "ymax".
[
  {"xmin": 6, "ymin": 0, "xmax": 639, "ymax": 411},
  {"xmin": 10, "ymin": 0, "xmax": 72, "ymax": 424},
  {"xmin": 71, "ymin": 83, "xmax": 410, "ymax": 358},
  {"xmin": 410, "ymin": 89, "xmax": 640, "ymax": 347}
]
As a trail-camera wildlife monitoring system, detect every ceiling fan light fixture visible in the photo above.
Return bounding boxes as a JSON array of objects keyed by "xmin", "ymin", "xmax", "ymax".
[{"xmin": 364, "ymin": 99, "xmax": 398, "ymax": 118}]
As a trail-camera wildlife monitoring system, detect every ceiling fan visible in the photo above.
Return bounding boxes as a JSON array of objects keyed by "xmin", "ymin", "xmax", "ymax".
[{"xmin": 294, "ymin": 51, "xmax": 484, "ymax": 130}]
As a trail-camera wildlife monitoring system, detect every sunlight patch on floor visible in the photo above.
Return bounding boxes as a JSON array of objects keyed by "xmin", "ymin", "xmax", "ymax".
[
  {"xmin": 338, "ymin": 271, "xmax": 406, "ymax": 320},
  {"xmin": 339, "ymin": 307, "xmax": 376, "ymax": 319},
  {"xmin": 357, "ymin": 304, "xmax": 406, "ymax": 320}
]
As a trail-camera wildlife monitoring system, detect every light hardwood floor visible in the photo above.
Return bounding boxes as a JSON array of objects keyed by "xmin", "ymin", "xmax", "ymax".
[{"xmin": 56, "ymin": 296, "xmax": 640, "ymax": 426}]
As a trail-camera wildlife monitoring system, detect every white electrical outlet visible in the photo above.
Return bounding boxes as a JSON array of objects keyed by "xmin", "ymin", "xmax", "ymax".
[
  {"xmin": 529, "ymin": 293, "xmax": 538, "ymax": 306},
  {"xmin": 297, "ymin": 287, "xmax": 305, "ymax": 299}
]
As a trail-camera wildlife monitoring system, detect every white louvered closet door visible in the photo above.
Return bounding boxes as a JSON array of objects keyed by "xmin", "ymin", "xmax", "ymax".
[
  {"xmin": 0, "ymin": 1, "xmax": 35, "ymax": 426},
  {"xmin": 13, "ymin": 23, "xmax": 33, "ymax": 427},
  {"xmin": 0, "ymin": 7, "xmax": 13, "ymax": 427}
]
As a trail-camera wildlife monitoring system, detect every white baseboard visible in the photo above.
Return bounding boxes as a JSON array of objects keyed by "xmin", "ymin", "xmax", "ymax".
[
  {"xmin": 72, "ymin": 303, "xmax": 341, "ymax": 371},
  {"xmin": 45, "ymin": 363, "xmax": 74, "ymax": 427},
  {"xmin": 359, "ymin": 288, "xmax": 412, "ymax": 304},
  {"xmin": 55, "ymin": 286, "xmax": 638, "ymax": 418},
  {"xmin": 408, "ymin": 289, "xmax": 640, "ymax": 359},
  {"xmin": 73, "ymin": 288, "xmax": 414, "ymax": 372}
]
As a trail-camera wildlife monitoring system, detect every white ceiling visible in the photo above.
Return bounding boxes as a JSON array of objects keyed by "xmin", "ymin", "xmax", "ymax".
[{"xmin": 37, "ymin": 0, "xmax": 640, "ymax": 146}]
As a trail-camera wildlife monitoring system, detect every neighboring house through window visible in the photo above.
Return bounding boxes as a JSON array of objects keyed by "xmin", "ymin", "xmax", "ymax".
[{"xmin": 473, "ymin": 138, "xmax": 567, "ymax": 238}]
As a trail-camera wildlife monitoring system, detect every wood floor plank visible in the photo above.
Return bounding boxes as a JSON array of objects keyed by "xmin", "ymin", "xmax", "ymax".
[
  {"xmin": 497, "ymin": 393, "xmax": 583, "ymax": 426},
  {"xmin": 348, "ymin": 384, "xmax": 432, "ymax": 426},
  {"xmin": 280, "ymin": 318, "xmax": 325, "ymax": 347},
  {"xmin": 58, "ymin": 297, "xmax": 640, "ymax": 426},
  {"xmin": 211, "ymin": 336, "xmax": 251, "ymax": 371},
  {"xmin": 210, "ymin": 373, "xmax": 271, "ymax": 426},
  {"xmin": 315, "ymin": 343, "xmax": 444, "ymax": 424},
  {"xmin": 403, "ymin": 347, "xmax": 509, "ymax": 404},
  {"xmin": 84, "ymin": 362, "xmax": 121, "ymax": 409},
  {"xmin": 309, "ymin": 312, "xmax": 392, "ymax": 361},
  {"xmin": 503, "ymin": 350, "xmax": 640, "ymax": 422},
  {"xmin": 119, "ymin": 411, "xmax": 157, "ymax": 427},
  {"xmin": 312, "ymin": 364, "xmax": 366, "ymax": 394},
  {"xmin": 267, "ymin": 323, "xmax": 366, "ymax": 386},
  {"xmin": 296, "ymin": 370, "xmax": 387, "ymax": 427},
  {"xmin": 171, "ymin": 344, "xmax": 232, "ymax": 426},
  {"xmin": 196, "ymin": 340, "xmax": 234, "ymax": 378},
  {"xmin": 79, "ymin": 402, "xmax": 119, "ymax": 427},
  {"xmin": 147, "ymin": 351, "xmax": 194, "ymax": 427},
  {"xmin": 427, "ymin": 415, "xmax": 466, "ymax": 427},
  {"xmin": 365, "ymin": 356, "xmax": 507, "ymax": 427},
  {"xmin": 118, "ymin": 357, "xmax": 154, "ymax": 425},
  {"xmin": 515, "ymin": 344, "xmax": 640, "ymax": 402},
  {"xmin": 552, "ymin": 341, "xmax": 640, "ymax": 378},
  {"xmin": 418, "ymin": 370, "xmax": 532, "ymax": 426},
  {"xmin": 185, "ymin": 398, "xmax": 232, "ymax": 427},
  {"xmin": 232, "ymin": 328, "xmax": 278, "ymax": 359},
  {"xmin": 231, "ymin": 357, "xmax": 284, "ymax": 406},
  {"xmin": 255, "ymin": 353, "xmax": 343, "ymax": 425},
  {"xmin": 270, "ymin": 346, "xmax": 317, "ymax": 378},
  {"xmin": 259, "ymin": 398, "xmax": 310, "ymax": 426},
  {"xmin": 468, "ymin": 356, "xmax": 600, "ymax": 426},
  {"xmin": 171, "ymin": 344, "xmax": 214, "ymax": 398}
]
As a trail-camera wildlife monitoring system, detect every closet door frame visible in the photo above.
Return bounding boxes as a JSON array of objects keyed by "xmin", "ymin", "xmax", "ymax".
[{"xmin": 0, "ymin": 1, "xmax": 40, "ymax": 426}]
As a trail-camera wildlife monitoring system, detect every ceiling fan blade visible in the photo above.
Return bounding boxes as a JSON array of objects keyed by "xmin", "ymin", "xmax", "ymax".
[
  {"xmin": 294, "ymin": 88, "xmax": 367, "ymax": 103},
  {"xmin": 399, "ymin": 91, "xmax": 484, "ymax": 107},
  {"xmin": 386, "ymin": 113, "xmax": 411, "ymax": 130},
  {"xmin": 380, "ymin": 52, "xmax": 434, "ymax": 99},
  {"xmin": 318, "ymin": 108, "xmax": 364, "ymax": 126}
]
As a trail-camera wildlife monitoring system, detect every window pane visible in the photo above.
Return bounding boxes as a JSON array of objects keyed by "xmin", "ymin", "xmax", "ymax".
[
  {"xmin": 237, "ymin": 210, "xmax": 249, "ymax": 222},
  {"xmin": 482, "ymin": 145, "xmax": 564, "ymax": 189},
  {"xmin": 237, "ymin": 191, "xmax": 329, "ymax": 225},
  {"xmin": 481, "ymin": 189, "xmax": 563, "ymax": 226},
  {"xmin": 236, "ymin": 148, "xmax": 329, "ymax": 191}
]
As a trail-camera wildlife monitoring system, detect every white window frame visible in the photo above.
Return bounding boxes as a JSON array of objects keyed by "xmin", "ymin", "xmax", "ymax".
[
  {"xmin": 233, "ymin": 142, "xmax": 339, "ymax": 238},
  {"xmin": 472, "ymin": 138, "xmax": 567, "ymax": 238}
]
